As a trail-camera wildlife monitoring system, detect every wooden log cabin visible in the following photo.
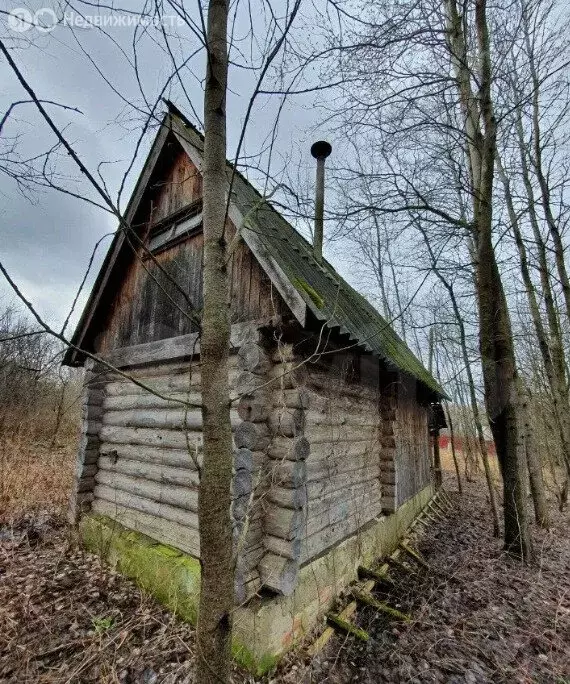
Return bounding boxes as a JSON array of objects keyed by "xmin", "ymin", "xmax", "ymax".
[{"xmin": 63, "ymin": 102, "xmax": 446, "ymax": 670}]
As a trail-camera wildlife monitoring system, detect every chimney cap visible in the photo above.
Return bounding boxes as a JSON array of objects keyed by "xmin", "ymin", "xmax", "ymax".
[{"xmin": 310, "ymin": 140, "xmax": 332, "ymax": 160}]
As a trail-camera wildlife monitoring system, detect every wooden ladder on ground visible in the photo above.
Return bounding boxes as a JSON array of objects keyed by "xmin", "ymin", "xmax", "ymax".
[{"xmin": 309, "ymin": 489, "xmax": 454, "ymax": 652}]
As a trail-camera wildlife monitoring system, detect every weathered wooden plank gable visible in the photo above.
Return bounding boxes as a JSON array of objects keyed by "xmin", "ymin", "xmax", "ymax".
[
  {"xmin": 95, "ymin": 139, "xmax": 287, "ymax": 354},
  {"xmin": 151, "ymin": 146, "xmax": 201, "ymax": 223}
]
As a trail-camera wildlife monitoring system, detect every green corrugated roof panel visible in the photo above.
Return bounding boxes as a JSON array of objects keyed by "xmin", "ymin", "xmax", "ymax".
[
  {"xmin": 170, "ymin": 105, "xmax": 444, "ymax": 397},
  {"xmin": 229, "ymin": 170, "xmax": 445, "ymax": 397}
]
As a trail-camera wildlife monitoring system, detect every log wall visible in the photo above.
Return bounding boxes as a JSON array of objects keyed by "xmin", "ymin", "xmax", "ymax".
[
  {"xmin": 299, "ymin": 365, "xmax": 383, "ymax": 564},
  {"xmin": 256, "ymin": 350, "xmax": 387, "ymax": 594},
  {"xmin": 379, "ymin": 378, "xmax": 398, "ymax": 514},
  {"xmin": 90, "ymin": 358, "xmax": 217, "ymax": 558},
  {"xmin": 73, "ymin": 348, "xmax": 265, "ymax": 601},
  {"xmin": 232, "ymin": 328, "xmax": 277, "ymax": 602},
  {"xmin": 259, "ymin": 355, "xmax": 433, "ymax": 587},
  {"xmin": 74, "ymin": 326, "xmax": 433, "ymax": 603},
  {"xmin": 69, "ymin": 358, "xmax": 105, "ymax": 521},
  {"xmin": 393, "ymin": 378, "xmax": 431, "ymax": 506},
  {"xmin": 259, "ymin": 345, "xmax": 310, "ymax": 595}
]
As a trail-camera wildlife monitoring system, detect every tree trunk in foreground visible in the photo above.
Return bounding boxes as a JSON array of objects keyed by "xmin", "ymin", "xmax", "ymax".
[{"xmin": 197, "ymin": 0, "xmax": 233, "ymax": 682}]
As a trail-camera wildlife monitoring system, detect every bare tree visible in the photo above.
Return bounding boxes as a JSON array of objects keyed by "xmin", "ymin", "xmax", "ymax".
[
  {"xmin": 2, "ymin": 3, "xmax": 306, "ymax": 680},
  {"xmin": 196, "ymin": 0, "xmax": 234, "ymax": 681},
  {"xmin": 315, "ymin": 0, "xmax": 535, "ymax": 556}
]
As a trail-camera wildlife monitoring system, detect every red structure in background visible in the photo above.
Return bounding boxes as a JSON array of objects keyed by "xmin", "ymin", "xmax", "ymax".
[{"xmin": 439, "ymin": 434, "xmax": 496, "ymax": 455}]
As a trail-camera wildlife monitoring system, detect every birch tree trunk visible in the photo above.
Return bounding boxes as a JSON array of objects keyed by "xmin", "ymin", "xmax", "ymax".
[
  {"xmin": 522, "ymin": 9, "xmax": 570, "ymax": 327},
  {"xmin": 197, "ymin": 0, "xmax": 233, "ymax": 681},
  {"xmin": 509, "ymin": 110, "xmax": 570, "ymax": 482}
]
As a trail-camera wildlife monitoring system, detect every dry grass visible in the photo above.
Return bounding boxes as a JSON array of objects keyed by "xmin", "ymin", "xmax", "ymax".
[
  {"xmin": 441, "ymin": 446, "xmax": 566, "ymax": 504},
  {"xmin": 440, "ymin": 446, "xmax": 501, "ymax": 481},
  {"xmin": 0, "ymin": 375, "xmax": 81, "ymax": 524},
  {"xmin": 0, "ymin": 435, "xmax": 77, "ymax": 524}
]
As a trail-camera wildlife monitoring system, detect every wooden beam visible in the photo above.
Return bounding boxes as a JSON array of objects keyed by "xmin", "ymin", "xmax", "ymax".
[
  {"xmin": 325, "ymin": 613, "xmax": 369, "ymax": 641},
  {"xmin": 399, "ymin": 541, "xmax": 430, "ymax": 570},
  {"xmin": 308, "ymin": 492, "xmax": 443, "ymax": 656},
  {"xmin": 358, "ymin": 564, "xmax": 395, "ymax": 586},
  {"xmin": 351, "ymin": 591, "xmax": 410, "ymax": 622},
  {"xmin": 433, "ymin": 496, "xmax": 450, "ymax": 515},
  {"xmin": 100, "ymin": 321, "xmax": 264, "ymax": 369}
]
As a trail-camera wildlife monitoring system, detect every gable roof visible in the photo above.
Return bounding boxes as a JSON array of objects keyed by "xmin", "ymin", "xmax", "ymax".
[{"xmin": 64, "ymin": 102, "xmax": 444, "ymax": 398}]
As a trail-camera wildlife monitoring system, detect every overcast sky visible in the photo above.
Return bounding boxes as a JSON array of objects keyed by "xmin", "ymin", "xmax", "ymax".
[{"xmin": 0, "ymin": 0, "xmax": 337, "ymax": 332}]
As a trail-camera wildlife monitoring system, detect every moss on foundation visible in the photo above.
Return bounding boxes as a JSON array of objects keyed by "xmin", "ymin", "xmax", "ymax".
[
  {"xmin": 79, "ymin": 514, "xmax": 277, "ymax": 674},
  {"xmin": 231, "ymin": 643, "xmax": 279, "ymax": 676},
  {"xmin": 80, "ymin": 514, "xmax": 201, "ymax": 623},
  {"xmin": 79, "ymin": 485, "xmax": 434, "ymax": 676}
]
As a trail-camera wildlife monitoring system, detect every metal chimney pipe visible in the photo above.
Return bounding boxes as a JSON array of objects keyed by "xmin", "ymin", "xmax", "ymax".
[{"xmin": 310, "ymin": 140, "xmax": 332, "ymax": 263}]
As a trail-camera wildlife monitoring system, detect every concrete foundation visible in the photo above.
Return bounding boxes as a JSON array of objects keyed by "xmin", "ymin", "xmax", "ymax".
[{"xmin": 80, "ymin": 484, "xmax": 434, "ymax": 674}]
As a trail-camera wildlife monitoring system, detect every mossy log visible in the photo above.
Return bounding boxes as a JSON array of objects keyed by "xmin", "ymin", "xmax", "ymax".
[
  {"xmin": 325, "ymin": 613, "xmax": 369, "ymax": 641},
  {"xmin": 351, "ymin": 591, "xmax": 410, "ymax": 622},
  {"xmin": 358, "ymin": 564, "xmax": 395, "ymax": 586},
  {"xmin": 410, "ymin": 515, "xmax": 429, "ymax": 530},
  {"xmin": 422, "ymin": 509, "xmax": 440, "ymax": 524},
  {"xmin": 399, "ymin": 541, "xmax": 430, "ymax": 570},
  {"xmin": 91, "ymin": 498, "xmax": 200, "ymax": 556}
]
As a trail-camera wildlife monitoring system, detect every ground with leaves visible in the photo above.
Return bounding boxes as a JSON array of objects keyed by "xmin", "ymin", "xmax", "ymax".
[
  {"xmin": 0, "ymin": 515, "xmax": 200, "ymax": 683},
  {"xmin": 293, "ymin": 478, "xmax": 570, "ymax": 684},
  {"xmin": 0, "ymin": 476, "xmax": 568, "ymax": 683}
]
